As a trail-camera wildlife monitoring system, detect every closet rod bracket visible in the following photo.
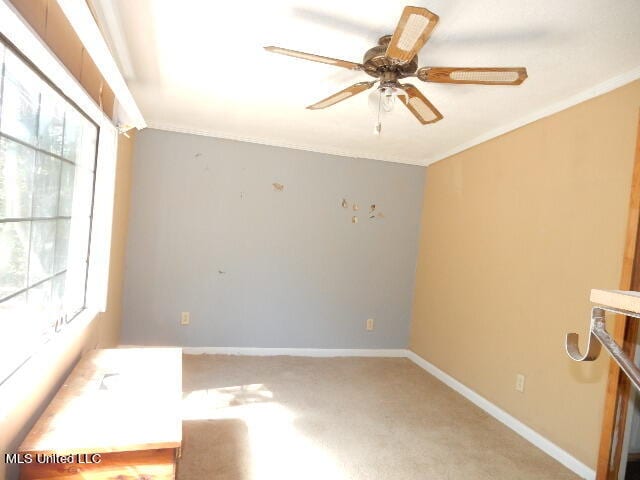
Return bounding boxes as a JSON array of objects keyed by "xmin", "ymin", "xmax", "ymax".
[
  {"xmin": 566, "ymin": 307, "xmax": 604, "ymax": 362},
  {"xmin": 565, "ymin": 305, "xmax": 640, "ymax": 393}
]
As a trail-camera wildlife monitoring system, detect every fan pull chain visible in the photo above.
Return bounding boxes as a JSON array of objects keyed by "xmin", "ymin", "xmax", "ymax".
[{"xmin": 374, "ymin": 89, "xmax": 382, "ymax": 135}]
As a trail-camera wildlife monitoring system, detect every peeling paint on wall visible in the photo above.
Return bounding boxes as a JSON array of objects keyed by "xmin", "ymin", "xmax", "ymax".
[
  {"xmin": 340, "ymin": 197, "xmax": 385, "ymax": 223},
  {"xmin": 272, "ymin": 182, "xmax": 284, "ymax": 191}
]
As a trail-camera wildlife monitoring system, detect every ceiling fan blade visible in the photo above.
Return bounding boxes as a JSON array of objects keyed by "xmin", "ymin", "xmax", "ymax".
[
  {"xmin": 417, "ymin": 67, "xmax": 528, "ymax": 85},
  {"xmin": 399, "ymin": 84, "xmax": 443, "ymax": 125},
  {"xmin": 264, "ymin": 46, "xmax": 363, "ymax": 70},
  {"xmin": 386, "ymin": 6, "xmax": 439, "ymax": 64},
  {"xmin": 307, "ymin": 82, "xmax": 376, "ymax": 110}
]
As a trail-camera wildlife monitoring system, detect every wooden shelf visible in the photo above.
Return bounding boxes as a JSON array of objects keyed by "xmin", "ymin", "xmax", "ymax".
[{"xmin": 591, "ymin": 289, "xmax": 640, "ymax": 315}]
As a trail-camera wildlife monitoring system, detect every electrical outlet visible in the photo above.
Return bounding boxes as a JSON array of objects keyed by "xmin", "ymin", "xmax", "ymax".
[
  {"xmin": 181, "ymin": 312, "xmax": 190, "ymax": 325},
  {"xmin": 366, "ymin": 318, "xmax": 374, "ymax": 331},
  {"xmin": 515, "ymin": 374, "xmax": 525, "ymax": 393}
]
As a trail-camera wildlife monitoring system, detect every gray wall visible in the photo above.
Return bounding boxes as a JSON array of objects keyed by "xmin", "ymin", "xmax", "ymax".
[{"xmin": 121, "ymin": 129, "xmax": 425, "ymax": 348}]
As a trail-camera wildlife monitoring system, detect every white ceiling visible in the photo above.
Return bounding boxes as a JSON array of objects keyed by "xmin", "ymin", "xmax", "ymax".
[{"xmin": 91, "ymin": 0, "xmax": 640, "ymax": 166}]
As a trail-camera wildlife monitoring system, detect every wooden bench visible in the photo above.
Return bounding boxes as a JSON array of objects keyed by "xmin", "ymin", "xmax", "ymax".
[{"xmin": 19, "ymin": 348, "xmax": 182, "ymax": 479}]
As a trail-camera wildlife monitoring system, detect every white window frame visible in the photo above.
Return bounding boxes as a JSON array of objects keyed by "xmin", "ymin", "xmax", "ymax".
[{"xmin": 0, "ymin": 0, "xmax": 117, "ymax": 334}]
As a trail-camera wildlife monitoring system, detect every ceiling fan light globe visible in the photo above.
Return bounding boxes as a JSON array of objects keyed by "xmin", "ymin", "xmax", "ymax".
[
  {"xmin": 382, "ymin": 87, "xmax": 396, "ymax": 112},
  {"xmin": 369, "ymin": 86, "xmax": 405, "ymax": 114},
  {"xmin": 368, "ymin": 89, "xmax": 392, "ymax": 116}
]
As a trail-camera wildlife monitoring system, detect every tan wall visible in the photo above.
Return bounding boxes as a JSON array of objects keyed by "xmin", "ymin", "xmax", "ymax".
[
  {"xmin": 410, "ymin": 80, "xmax": 640, "ymax": 468},
  {"xmin": 0, "ymin": 132, "xmax": 135, "ymax": 480},
  {"xmin": 96, "ymin": 132, "xmax": 135, "ymax": 346}
]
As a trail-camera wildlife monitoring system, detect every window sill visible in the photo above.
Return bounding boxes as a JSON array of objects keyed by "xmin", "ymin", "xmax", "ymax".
[{"xmin": 0, "ymin": 308, "xmax": 99, "ymax": 422}]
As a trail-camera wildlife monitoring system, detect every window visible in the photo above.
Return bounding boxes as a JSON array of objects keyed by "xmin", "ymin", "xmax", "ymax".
[{"xmin": 0, "ymin": 39, "xmax": 98, "ymax": 383}]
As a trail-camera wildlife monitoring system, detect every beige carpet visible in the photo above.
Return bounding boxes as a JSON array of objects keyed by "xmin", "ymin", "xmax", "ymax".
[{"xmin": 178, "ymin": 355, "xmax": 580, "ymax": 480}]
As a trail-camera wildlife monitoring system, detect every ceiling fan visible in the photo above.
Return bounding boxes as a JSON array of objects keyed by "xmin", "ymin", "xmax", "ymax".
[{"xmin": 265, "ymin": 6, "xmax": 527, "ymax": 126}]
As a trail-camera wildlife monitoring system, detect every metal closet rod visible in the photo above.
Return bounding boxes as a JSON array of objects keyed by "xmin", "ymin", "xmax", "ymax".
[{"xmin": 566, "ymin": 304, "xmax": 640, "ymax": 393}]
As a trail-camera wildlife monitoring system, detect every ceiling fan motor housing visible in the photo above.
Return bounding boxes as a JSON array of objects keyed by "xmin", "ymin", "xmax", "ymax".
[{"xmin": 362, "ymin": 35, "xmax": 418, "ymax": 78}]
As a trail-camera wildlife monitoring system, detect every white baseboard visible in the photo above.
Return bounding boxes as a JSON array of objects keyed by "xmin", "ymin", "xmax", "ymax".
[
  {"xmin": 181, "ymin": 346, "xmax": 407, "ymax": 358},
  {"xmin": 405, "ymin": 351, "xmax": 596, "ymax": 480}
]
